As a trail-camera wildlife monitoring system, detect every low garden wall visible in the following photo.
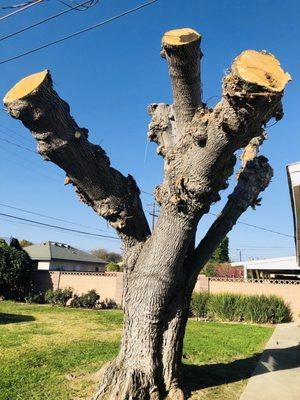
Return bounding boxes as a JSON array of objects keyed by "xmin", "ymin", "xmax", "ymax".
[
  {"xmin": 195, "ymin": 275, "xmax": 300, "ymax": 320},
  {"xmin": 31, "ymin": 271, "xmax": 300, "ymax": 319},
  {"xmin": 30, "ymin": 271, "xmax": 123, "ymax": 305}
]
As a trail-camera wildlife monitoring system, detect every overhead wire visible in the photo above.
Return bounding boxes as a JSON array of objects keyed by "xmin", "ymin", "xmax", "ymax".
[
  {"xmin": 0, "ymin": 212, "xmax": 119, "ymax": 240},
  {"xmin": 0, "ymin": 0, "xmax": 158, "ymax": 65},
  {"xmin": 0, "ymin": 202, "xmax": 109, "ymax": 232},
  {"xmin": 0, "ymin": 0, "xmax": 43, "ymax": 22},
  {"xmin": 0, "ymin": 0, "xmax": 100, "ymax": 42}
]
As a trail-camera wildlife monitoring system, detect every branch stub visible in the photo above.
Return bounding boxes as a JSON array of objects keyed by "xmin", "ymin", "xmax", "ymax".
[{"xmin": 3, "ymin": 70, "xmax": 49, "ymax": 104}]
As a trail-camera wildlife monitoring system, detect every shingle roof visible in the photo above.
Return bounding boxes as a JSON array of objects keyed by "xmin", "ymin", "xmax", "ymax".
[{"xmin": 24, "ymin": 241, "xmax": 106, "ymax": 264}]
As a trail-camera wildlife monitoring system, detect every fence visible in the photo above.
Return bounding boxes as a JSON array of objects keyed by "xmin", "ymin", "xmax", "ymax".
[
  {"xmin": 195, "ymin": 275, "xmax": 300, "ymax": 320},
  {"xmin": 31, "ymin": 271, "xmax": 300, "ymax": 320},
  {"xmin": 31, "ymin": 271, "xmax": 124, "ymax": 305}
]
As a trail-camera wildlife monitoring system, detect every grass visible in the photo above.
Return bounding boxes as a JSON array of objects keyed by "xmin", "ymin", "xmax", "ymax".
[{"xmin": 0, "ymin": 301, "xmax": 274, "ymax": 400}]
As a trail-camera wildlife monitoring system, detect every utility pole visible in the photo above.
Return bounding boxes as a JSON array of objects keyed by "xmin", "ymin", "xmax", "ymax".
[
  {"xmin": 236, "ymin": 248, "xmax": 242, "ymax": 262},
  {"xmin": 149, "ymin": 202, "xmax": 158, "ymax": 231}
]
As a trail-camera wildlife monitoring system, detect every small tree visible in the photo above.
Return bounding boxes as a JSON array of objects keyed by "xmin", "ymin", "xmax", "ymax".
[
  {"xmin": 4, "ymin": 28, "xmax": 290, "ymax": 399},
  {"xmin": 210, "ymin": 236, "xmax": 229, "ymax": 263},
  {"xmin": 0, "ymin": 239, "xmax": 33, "ymax": 299}
]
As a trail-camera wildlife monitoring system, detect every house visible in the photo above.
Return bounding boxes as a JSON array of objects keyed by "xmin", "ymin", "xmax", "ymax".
[
  {"xmin": 232, "ymin": 162, "xmax": 300, "ymax": 280},
  {"xmin": 232, "ymin": 256, "xmax": 300, "ymax": 280},
  {"xmin": 25, "ymin": 241, "xmax": 107, "ymax": 272}
]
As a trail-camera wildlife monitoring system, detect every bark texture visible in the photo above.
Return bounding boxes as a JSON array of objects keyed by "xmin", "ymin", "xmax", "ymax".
[{"xmin": 3, "ymin": 28, "xmax": 290, "ymax": 399}]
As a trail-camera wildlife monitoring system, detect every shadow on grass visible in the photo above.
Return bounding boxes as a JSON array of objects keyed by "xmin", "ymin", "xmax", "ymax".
[
  {"xmin": 0, "ymin": 313, "xmax": 35, "ymax": 324},
  {"xmin": 183, "ymin": 344, "xmax": 300, "ymax": 395},
  {"xmin": 183, "ymin": 353, "xmax": 261, "ymax": 394}
]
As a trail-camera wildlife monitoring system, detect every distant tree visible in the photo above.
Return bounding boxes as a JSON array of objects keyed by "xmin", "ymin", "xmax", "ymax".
[
  {"xmin": 210, "ymin": 236, "xmax": 229, "ymax": 263},
  {"xmin": 91, "ymin": 248, "xmax": 122, "ymax": 263},
  {"xmin": 0, "ymin": 239, "xmax": 33, "ymax": 299},
  {"xmin": 19, "ymin": 239, "xmax": 33, "ymax": 248}
]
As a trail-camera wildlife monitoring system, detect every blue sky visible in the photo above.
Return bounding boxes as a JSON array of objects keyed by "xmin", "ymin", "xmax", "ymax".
[{"xmin": 0, "ymin": 0, "xmax": 299, "ymax": 261}]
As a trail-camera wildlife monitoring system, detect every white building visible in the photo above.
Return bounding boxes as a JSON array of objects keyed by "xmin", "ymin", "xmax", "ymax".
[
  {"xmin": 25, "ymin": 241, "xmax": 107, "ymax": 272},
  {"xmin": 232, "ymin": 162, "xmax": 300, "ymax": 279}
]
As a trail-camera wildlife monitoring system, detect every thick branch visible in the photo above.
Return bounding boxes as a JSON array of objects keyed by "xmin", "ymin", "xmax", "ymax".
[
  {"xmin": 3, "ymin": 70, "xmax": 150, "ymax": 250},
  {"xmin": 187, "ymin": 155, "xmax": 273, "ymax": 281},
  {"xmin": 161, "ymin": 28, "xmax": 202, "ymax": 136},
  {"xmin": 150, "ymin": 44, "xmax": 289, "ymax": 218}
]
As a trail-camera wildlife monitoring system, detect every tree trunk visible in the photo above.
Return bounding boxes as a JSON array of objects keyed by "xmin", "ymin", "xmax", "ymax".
[
  {"xmin": 3, "ymin": 27, "xmax": 290, "ymax": 400},
  {"xmin": 94, "ymin": 270, "xmax": 192, "ymax": 400}
]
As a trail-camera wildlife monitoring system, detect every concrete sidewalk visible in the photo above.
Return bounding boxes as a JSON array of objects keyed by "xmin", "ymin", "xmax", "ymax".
[{"xmin": 240, "ymin": 322, "xmax": 300, "ymax": 400}]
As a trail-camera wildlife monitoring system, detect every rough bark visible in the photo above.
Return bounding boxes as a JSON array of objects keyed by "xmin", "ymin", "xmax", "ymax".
[
  {"xmin": 3, "ymin": 28, "xmax": 290, "ymax": 400},
  {"xmin": 3, "ymin": 71, "xmax": 150, "ymax": 260}
]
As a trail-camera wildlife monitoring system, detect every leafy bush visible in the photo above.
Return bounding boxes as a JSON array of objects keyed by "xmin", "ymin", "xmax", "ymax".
[
  {"xmin": 45, "ymin": 287, "xmax": 73, "ymax": 306},
  {"xmin": 69, "ymin": 290, "xmax": 100, "ymax": 309},
  {"xmin": 106, "ymin": 262, "xmax": 123, "ymax": 272},
  {"xmin": 202, "ymin": 263, "xmax": 215, "ymax": 277},
  {"xmin": 190, "ymin": 292, "xmax": 291, "ymax": 324},
  {"xmin": 0, "ymin": 239, "xmax": 33, "ymax": 300},
  {"xmin": 207, "ymin": 293, "xmax": 243, "ymax": 321},
  {"xmin": 99, "ymin": 298, "xmax": 119, "ymax": 309},
  {"xmin": 214, "ymin": 264, "xmax": 243, "ymax": 278},
  {"xmin": 24, "ymin": 291, "xmax": 44, "ymax": 304},
  {"xmin": 202, "ymin": 262, "xmax": 243, "ymax": 278},
  {"xmin": 190, "ymin": 292, "xmax": 210, "ymax": 319},
  {"xmin": 242, "ymin": 294, "xmax": 292, "ymax": 324}
]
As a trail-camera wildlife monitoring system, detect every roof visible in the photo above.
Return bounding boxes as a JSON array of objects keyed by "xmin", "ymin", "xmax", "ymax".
[
  {"xmin": 24, "ymin": 241, "xmax": 106, "ymax": 264},
  {"xmin": 232, "ymin": 256, "xmax": 299, "ymax": 271},
  {"xmin": 287, "ymin": 162, "xmax": 300, "ymax": 266}
]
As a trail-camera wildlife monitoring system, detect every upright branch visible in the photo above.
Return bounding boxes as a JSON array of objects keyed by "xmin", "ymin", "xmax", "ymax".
[
  {"xmin": 161, "ymin": 28, "xmax": 202, "ymax": 137},
  {"xmin": 3, "ymin": 70, "xmax": 150, "ymax": 254}
]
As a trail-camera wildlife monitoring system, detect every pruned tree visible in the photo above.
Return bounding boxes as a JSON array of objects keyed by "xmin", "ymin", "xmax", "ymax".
[{"xmin": 3, "ymin": 28, "xmax": 290, "ymax": 400}]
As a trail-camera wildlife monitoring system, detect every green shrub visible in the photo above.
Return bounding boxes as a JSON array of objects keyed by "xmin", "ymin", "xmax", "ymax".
[
  {"xmin": 190, "ymin": 292, "xmax": 292, "ymax": 324},
  {"xmin": 69, "ymin": 290, "xmax": 100, "ymax": 309},
  {"xmin": 45, "ymin": 287, "xmax": 73, "ymax": 306},
  {"xmin": 202, "ymin": 263, "xmax": 215, "ymax": 277},
  {"xmin": 190, "ymin": 292, "xmax": 210, "ymax": 319},
  {"xmin": 99, "ymin": 298, "xmax": 118, "ymax": 309},
  {"xmin": 106, "ymin": 262, "xmax": 123, "ymax": 272},
  {"xmin": 24, "ymin": 292, "xmax": 44, "ymax": 304},
  {"xmin": 243, "ymin": 294, "xmax": 292, "ymax": 324},
  {"xmin": 0, "ymin": 239, "xmax": 33, "ymax": 300},
  {"xmin": 207, "ymin": 293, "xmax": 242, "ymax": 321}
]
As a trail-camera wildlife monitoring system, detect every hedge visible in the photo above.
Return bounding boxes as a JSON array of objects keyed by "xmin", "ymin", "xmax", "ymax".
[{"xmin": 190, "ymin": 292, "xmax": 292, "ymax": 324}]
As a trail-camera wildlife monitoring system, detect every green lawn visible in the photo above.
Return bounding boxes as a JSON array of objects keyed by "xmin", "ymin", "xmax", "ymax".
[{"xmin": 0, "ymin": 301, "xmax": 273, "ymax": 400}]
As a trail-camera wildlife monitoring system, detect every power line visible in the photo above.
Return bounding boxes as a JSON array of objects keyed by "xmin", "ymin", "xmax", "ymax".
[
  {"xmin": 59, "ymin": 0, "xmax": 99, "ymax": 12},
  {"xmin": 0, "ymin": 148, "xmax": 61, "ymax": 181},
  {"xmin": 208, "ymin": 212, "xmax": 294, "ymax": 238},
  {"xmin": 0, "ymin": 212, "xmax": 119, "ymax": 240},
  {"xmin": 141, "ymin": 190, "xmax": 153, "ymax": 196},
  {"xmin": 0, "ymin": 0, "xmax": 43, "ymax": 22},
  {"xmin": 0, "ymin": 123, "xmax": 33, "ymax": 145},
  {"xmin": 0, "ymin": 202, "xmax": 108, "ymax": 232},
  {"xmin": 0, "ymin": 128, "xmax": 34, "ymax": 147},
  {"xmin": 0, "ymin": 0, "xmax": 99, "ymax": 42},
  {"xmin": 0, "ymin": 0, "xmax": 158, "ymax": 65},
  {"xmin": 0, "ymin": 136, "xmax": 36, "ymax": 153}
]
